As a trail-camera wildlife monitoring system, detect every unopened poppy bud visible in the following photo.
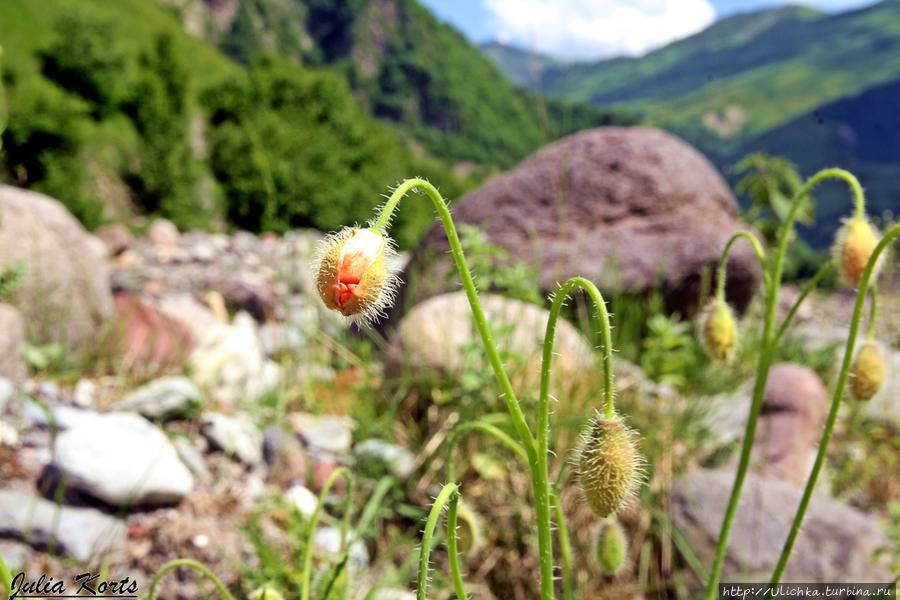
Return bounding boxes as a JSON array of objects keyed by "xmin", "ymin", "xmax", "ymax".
[
  {"xmin": 698, "ymin": 299, "xmax": 738, "ymax": 361},
  {"xmin": 578, "ymin": 414, "xmax": 644, "ymax": 519},
  {"xmin": 849, "ymin": 342, "xmax": 886, "ymax": 401},
  {"xmin": 833, "ymin": 217, "xmax": 882, "ymax": 287},
  {"xmin": 314, "ymin": 227, "xmax": 399, "ymax": 322},
  {"xmin": 250, "ymin": 584, "xmax": 285, "ymax": 600},
  {"xmin": 594, "ymin": 517, "xmax": 628, "ymax": 575}
]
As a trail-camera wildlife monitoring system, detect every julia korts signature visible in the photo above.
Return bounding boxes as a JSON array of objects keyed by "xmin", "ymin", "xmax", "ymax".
[{"xmin": 9, "ymin": 571, "xmax": 140, "ymax": 599}]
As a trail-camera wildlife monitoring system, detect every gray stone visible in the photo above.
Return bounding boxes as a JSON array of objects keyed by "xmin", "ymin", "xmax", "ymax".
[
  {"xmin": 113, "ymin": 376, "xmax": 201, "ymax": 420},
  {"xmin": 201, "ymin": 412, "xmax": 263, "ymax": 465},
  {"xmin": 313, "ymin": 526, "xmax": 369, "ymax": 569},
  {"xmin": 174, "ymin": 437, "xmax": 211, "ymax": 482},
  {"xmin": 0, "ymin": 186, "xmax": 114, "ymax": 352},
  {"xmin": 291, "ymin": 414, "xmax": 354, "ymax": 456},
  {"xmin": 0, "ymin": 490, "xmax": 127, "ymax": 562},
  {"xmin": 672, "ymin": 469, "xmax": 891, "ymax": 582},
  {"xmin": 53, "ymin": 411, "xmax": 193, "ymax": 507},
  {"xmin": 72, "ymin": 379, "xmax": 96, "ymax": 408},
  {"xmin": 0, "ymin": 305, "xmax": 26, "ymax": 383},
  {"xmin": 284, "ymin": 485, "xmax": 318, "ymax": 517},
  {"xmin": 384, "ymin": 292, "xmax": 597, "ymax": 400},
  {"xmin": 354, "ymin": 439, "xmax": 416, "ymax": 480}
]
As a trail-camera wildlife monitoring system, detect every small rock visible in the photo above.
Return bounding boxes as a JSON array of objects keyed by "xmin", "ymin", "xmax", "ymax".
[
  {"xmin": 52, "ymin": 411, "xmax": 193, "ymax": 506},
  {"xmin": 174, "ymin": 437, "xmax": 212, "ymax": 482},
  {"xmin": 672, "ymin": 469, "xmax": 890, "ymax": 583},
  {"xmin": 290, "ymin": 414, "xmax": 354, "ymax": 456},
  {"xmin": 26, "ymin": 404, "xmax": 98, "ymax": 431},
  {"xmin": 94, "ymin": 223, "xmax": 133, "ymax": 256},
  {"xmin": 313, "ymin": 526, "xmax": 369, "ymax": 569},
  {"xmin": 72, "ymin": 379, "xmax": 96, "ymax": 408},
  {"xmin": 0, "ymin": 489, "xmax": 127, "ymax": 561},
  {"xmin": 284, "ymin": 485, "xmax": 319, "ymax": 517},
  {"xmin": 311, "ymin": 459, "xmax": 346, "ymax": 494},
  {"xmin": 262, "ymin": 426, "xmax": 308, "ymax": 487},
  {"xmin": 147, "ymin": 218, "xmax": 179, "ymax": 247},
  {"xmin": 110, "ymin": 292, "xmax": 194, "ymax": 374},
  {"xmin": 114, "ymin": 376, "xmax": 201, "ymax": 420},
  {"xmin": 354, "ymin": 439, "xmax": 416, "ymax": 480},
  {"xmin": 190, "ymin": 312, "xmax": 281, "ymax": 406},
  {"xmin": 202, "ymin": 412, "xmax": 263, "ymax": 465},
  {"xmin": 0, "ymin": 420, "xmax": 18, "ymax": 446}
]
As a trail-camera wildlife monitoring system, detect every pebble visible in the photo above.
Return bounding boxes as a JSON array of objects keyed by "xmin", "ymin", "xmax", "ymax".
[
  {"xmin": 0, "ymin": 490, "xmax": 127, "ymax": 562},
  {"xmin": 202, "ymin": 412, "xmax": 264, "ymax": 465},
  {"xmin": 290, "ymin": 414, "xmax": 354, "ymax": 456},
  {"xmin": 284, "ymin": 485, "xmax": 319, "ymax": 517},
  {"xmin": 113, "ymin": 376, "xmax": 201, "ymax": 420},
  {"xmin": 354, "ymin": 439, "xmax": 416, "ymax": 480},
  {"xmin": 52, "ymin": 411, "xmax": 193, "ymax": 506}
]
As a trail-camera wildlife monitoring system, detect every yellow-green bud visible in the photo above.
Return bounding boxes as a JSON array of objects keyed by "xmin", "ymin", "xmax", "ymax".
[
  {"xmin": 833, "ymin": 217, "xmax": 882, "ymax": 287},
  {"xmin": 698, "ymin": 299, "xmax": 738, "ymax": 361},
  {"xmin": 578, "ymin": 415, "xmax": 644, "ymax": 519},
  {"xmin": 595, "ymin": 517, "xmax": 628, "ymax": 575},
  {"xmin": 250, "ymin": 584, "xmax": 286, "ymax": 600},
  {"xmin": 849, "ymin": 342, "xmax": 886, "ymax": 401}
]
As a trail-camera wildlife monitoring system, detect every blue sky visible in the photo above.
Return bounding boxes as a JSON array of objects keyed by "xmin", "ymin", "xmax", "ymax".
[{"xmin": 421, "ymin": 0, "xmax": 878, "ymax": 60}]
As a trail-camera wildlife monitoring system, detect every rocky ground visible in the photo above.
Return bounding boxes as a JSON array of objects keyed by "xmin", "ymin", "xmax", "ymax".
[{"xmin": 0, "ymin": 125, "xmax": 897, "ymax": 598}]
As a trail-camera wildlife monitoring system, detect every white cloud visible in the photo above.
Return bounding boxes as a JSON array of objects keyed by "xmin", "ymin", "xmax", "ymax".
[{"xmin": 484, "ymin": 0, "xmax": 717, "ymax": 60}]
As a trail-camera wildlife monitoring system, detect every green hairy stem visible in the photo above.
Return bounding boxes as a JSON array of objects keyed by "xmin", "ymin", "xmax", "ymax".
[
  {"xmin": 300, "ymin": 466, "xmax": 354, "ymax": 600},
  {"xmin": 705, "ymin": 168, "xmax": 868, "ymax": 598},
  {"xmin": 146, "ymin": 558, "xmax": 236, "ymax": 600}
]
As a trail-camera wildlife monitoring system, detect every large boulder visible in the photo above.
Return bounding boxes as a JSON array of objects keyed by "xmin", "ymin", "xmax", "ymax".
[
  {"xmin": 0, "ymin": 185, "xmax": 114, "ymax": 351},
  {"xmin": 0, "ymin": 304, "xmax": 26, "ymax": 383},
  {"xmin": 397, "ymin": 127, "xmax": 761, "ymax": 325},
  {"xmin": 672, "ymin": 469, "xmax": 890, "ymax": 583},
  {"xmin": 384, "ymin": 292, "xmax": 597, "ymax": 402}
]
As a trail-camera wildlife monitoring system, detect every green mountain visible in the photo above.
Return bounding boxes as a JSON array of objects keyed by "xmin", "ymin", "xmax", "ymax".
[
  {"xmin": 479, "ymin": 41, "xmax": 564, "ymax": 89},
  {"xmin": 518, "ymin": 1, "xmax": 900, "ymax": 144},
  {"xmin": 169, "ymin": 0, "xmax": 633, "ymax": 169},
  {"xmin": 735, "ymin": 77, "xmax": 900, "ymax": 246}
]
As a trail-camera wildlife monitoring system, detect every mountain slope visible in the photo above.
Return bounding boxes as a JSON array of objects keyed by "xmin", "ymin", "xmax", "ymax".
[
  {"xmin": 735, "ymin": 77, "xmax": 900, "ymax": 246},
  {"xmin": 479, "ymin": 41, "xmax": 563, "ymax": 89},
  {"xmin": 529, "ymin": 2, "xmax": 900, "ymax": 143},
  {"xmin": 169, "ymin": 0, "xmax": 634, "ymax": 169}
]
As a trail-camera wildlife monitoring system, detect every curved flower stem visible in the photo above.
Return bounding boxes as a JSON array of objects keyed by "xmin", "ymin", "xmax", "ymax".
[
  {"xmin": 417, "ymin": 483, "xmax": 466, "ymax": 600},
  {"xmin": 714, "ymin": 231, "xmax": 768, "ymax": 302},
  {"xmin": 146, "ymin": 558, "xmax": 235, "ymax": 600},
  {"xmin": 551, "ymin": 490, "xmax": 575, "ymax": 600},
  {"xmin": 373, "ymin": 178, "xmax": 553, "ymax": 598},
  {"xmin": 704, "ymin": 168, "xmax": 864, "ymax": 599},
  {"xmin": 768, "ymin": 225, "xmax": 899, "ymax": 587},
  {"xmin": 866, "ymin": 284, "xmax": 878, "ymax": 341},
  {"xmin": 773, "ymin": 261, "xmax": 834, "ymax": 345},
  {"xmin": 300, "ymin": 466, "xmax": 354, "ymax": 600}
]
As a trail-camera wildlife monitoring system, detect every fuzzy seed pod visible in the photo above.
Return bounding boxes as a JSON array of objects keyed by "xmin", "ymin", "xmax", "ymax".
[
  {"xmin": 594, "ymin": 517, "xmax": 628, "ymax": 575},
  {"xmin": 250, "ymin": 585, "xmax": 285, "ymax": 600},
  {"xmin": 849, "ymin": 342, "xmax": 886, "ymax": 401},
  {"xmin": 313, "ymin": 227, "xmax": 400, "ymax": 323},
  {"xmin": 698, "ymin": 299, "xmax": 738, "ymax": 361},
  {"xmin": 833, "ymin": 217, "xmax": 882, "ymax": 287},
  {"xmin": 578, "ymin": 415, "xmax": 644, "ymax": 519}
]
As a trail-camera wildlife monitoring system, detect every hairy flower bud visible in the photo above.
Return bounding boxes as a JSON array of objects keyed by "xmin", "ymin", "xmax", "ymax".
[
  {"xmin": 698, "ymin": 299, "xmax": 738, "ymax": 361},
  {"xmin": 594, "ymin": 517, "xmax": 628, "ymax": 576},
  {"xmin": 849, "ymin": 342, "xmax": 886, "ymax": 401},
  {"xmin": 314, "ymin": 227, "xmax": 399, "ymax": 322},
  {"xmin": 578, "ymin": 415, "xmax": 644, "ymax": 519},
  {"xmin": 250, "ymin": 585, "xmax": 285, "ymax": 600},
  {"xmin": 833, "ymin": 217, "xmax": 882, "ymax": 287}
]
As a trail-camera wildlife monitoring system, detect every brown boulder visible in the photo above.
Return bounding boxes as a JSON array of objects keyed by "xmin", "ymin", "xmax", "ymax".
[
  {"xmin": 755, "ymin": 363, "xmax": 828, "ymax": 486},
  {"xmin": 398, "ymin": 127, "xmax": 761, "ymax": 324},
  {"xmin": 108, "ymin": 292, "xmax": 193, "ymax": 375},
  {"xmin": 0, "ymin": 185, "xmax": 114, "ymax": 351}
]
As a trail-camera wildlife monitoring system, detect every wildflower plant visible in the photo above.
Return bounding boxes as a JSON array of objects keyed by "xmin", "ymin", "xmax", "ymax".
[
  {"xmin": 316, "ymin": 179, "xmax": 643, "ymax": 600},
  {"xmin": 701, "ymin": 168, "xmax": 899, "ymax": 598}
]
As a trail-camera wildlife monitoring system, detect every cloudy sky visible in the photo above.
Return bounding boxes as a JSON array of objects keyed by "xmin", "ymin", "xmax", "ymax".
[{"xmin": 420, "ymin": 0, "xmax": 878, "ymax": 60}]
